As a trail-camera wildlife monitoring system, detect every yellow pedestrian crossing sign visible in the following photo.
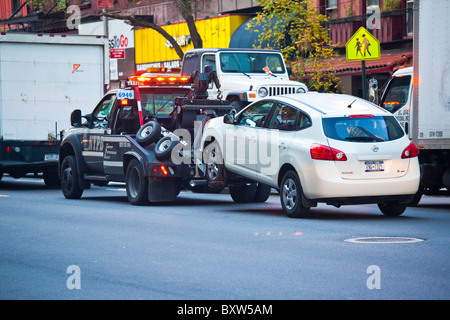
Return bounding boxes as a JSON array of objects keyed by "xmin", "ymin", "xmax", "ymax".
[{"xmin": 346, "ymin": 27, "xmax": 380, "ymax": 61}]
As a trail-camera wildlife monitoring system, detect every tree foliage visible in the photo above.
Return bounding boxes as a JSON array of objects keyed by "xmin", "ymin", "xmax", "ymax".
[{"xmin": 248, "ymin": 0, "xmax": 341, "ymax": 92}]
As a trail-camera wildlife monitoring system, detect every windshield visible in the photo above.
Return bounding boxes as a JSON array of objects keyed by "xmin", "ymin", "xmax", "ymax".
[
  {"xmin": 139, "ymin": 88, "xmax": 189, "ymax": 116},
  {"xmin": 322, "ymin": 116, "xmax": 405, "ymax": 142},
  {"xmin": 219, "ymin": 52, "xmax": 286, "ymax": 74},
  {"xmin": 380, "ymin": 75, "xmax": 411, "ymax": 113}
]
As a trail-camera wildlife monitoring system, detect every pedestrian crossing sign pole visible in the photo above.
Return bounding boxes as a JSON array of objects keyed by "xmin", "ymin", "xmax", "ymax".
[{"xmin": 346, "ymin": 27, "xmax": 380, "ymax": 100}]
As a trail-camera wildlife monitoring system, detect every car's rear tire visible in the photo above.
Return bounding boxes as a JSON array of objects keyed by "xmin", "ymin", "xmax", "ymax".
[
  {"xmin": 136, "ymin": 121, "xmax": 161, "ymax": 147},
  {"xmin": 280, "ymin": 170, "xmax": 311, "ymax": 218},
  {"xmin": 126, "ymin": 159, "xmax": 149, "ymax": 205},
  {"xmin": 378, "ymin": 202, "xmax": 407, "ymax": 216},
  {"xmin": 229, "ymin": 183, "xmax": 257, "ymax": 203},
  {"xmin": 253, "ymin": 183, "xmax": 271, "ymax": 203},
  {"xmin": 60, "ymin": 155, "xmax": 83, "ymax": 199}
]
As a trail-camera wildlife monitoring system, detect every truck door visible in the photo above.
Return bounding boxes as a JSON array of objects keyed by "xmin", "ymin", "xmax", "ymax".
[{"xmin": 82, "ymin": 93, "xmax": 116, "ymax": 174}]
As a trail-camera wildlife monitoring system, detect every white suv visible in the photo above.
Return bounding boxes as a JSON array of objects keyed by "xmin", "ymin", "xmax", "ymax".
[{"xmin": 201, "ymin": 93, "xmax": 420, "ymax": 218}]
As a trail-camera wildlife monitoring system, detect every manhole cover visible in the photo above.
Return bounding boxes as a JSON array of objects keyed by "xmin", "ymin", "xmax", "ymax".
[{"xmin": 344, "ymin": 237, "xmax": 425, "ymax": 244}]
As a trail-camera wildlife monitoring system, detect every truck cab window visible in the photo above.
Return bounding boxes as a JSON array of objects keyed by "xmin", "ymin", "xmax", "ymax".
[
  {"xmin": 380, "ymin": 76, "xmax": 411, "ymax": 113},
  {"xmin": 92, "ymin": 94, "xmax": 116, "ymax": 128},
  {"xmin": 202, "ymin": 54, "xmax": 216, "ymax": 72}
]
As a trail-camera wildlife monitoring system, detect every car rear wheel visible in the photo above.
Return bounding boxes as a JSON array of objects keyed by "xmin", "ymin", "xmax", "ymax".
[
  {"xmin": 377, "ymin": 202, "xmax": 407, "ymax": 216},
  {"xmin": 126, "ymin": 159, "xmax": 149, "ymax": 205},
  {"xmin": 280, "ymin": 171, "xmax": 311, "ymax": 218},
  {"xmin": 60, "ymin": 155, "xmax": 83, "ymax": 199},
  {"xmin": 136, "ymin": 121, "xmax": 161, "ymax": 147}
]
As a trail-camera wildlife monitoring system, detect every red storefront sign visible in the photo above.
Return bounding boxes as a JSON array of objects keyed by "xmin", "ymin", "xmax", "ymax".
[
  {"xmin": 110, "ymin": 48, "xmax": 125, "ymax": 59},
  {"xmin": 98, "ymin": 0, "xmax": 114, "ymax": 10}
]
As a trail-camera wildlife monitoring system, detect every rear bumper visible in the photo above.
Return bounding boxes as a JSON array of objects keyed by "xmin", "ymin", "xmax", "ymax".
[
  {"xmin": 300, "ymin": 160, "xmax": 420, "ymax": 201},
  {"xmin": 313, "ymin": 194, "xmax": 415, "ymax": 207}
]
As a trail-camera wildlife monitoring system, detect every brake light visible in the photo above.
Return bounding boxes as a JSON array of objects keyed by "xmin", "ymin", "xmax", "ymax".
[
  {"xmin": 401, "ymin": 142, "xmax": 419, "ymax": 159},
  {"xmin": 310, "ymin": 144, "xmax": 347, "ymax": 161},
  {"xmin": 348, "ymin": 114, "xmax": 374, "ymax": 118},
  {"xmin": 160, "ymin": 165, "xmax": 169, "ymax": 175}
]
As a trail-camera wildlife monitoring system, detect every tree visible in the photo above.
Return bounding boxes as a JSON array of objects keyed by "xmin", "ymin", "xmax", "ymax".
[
  {"xmin": 102, "ymin": 0, "xmax": 203, "ymax": 60},
  {"xmin": 248, "ymin": 0, "xmax": 341, "ymax": 92}
]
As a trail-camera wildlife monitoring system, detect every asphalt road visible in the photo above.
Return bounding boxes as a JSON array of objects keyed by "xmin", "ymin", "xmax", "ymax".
[{"xmin": 0, "ymin": 175, "xmax": 449, "ymax": 300}]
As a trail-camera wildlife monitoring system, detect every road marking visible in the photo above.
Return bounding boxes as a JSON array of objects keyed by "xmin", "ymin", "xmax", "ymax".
[{"xmin": 0, "ymin": 195, "xmax": 10, "ymax": 197}]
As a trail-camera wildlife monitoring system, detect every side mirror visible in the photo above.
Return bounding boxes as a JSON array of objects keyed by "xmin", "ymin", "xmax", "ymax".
[
  {"xmin": 223, "ymin": 113, "xmax": 235, "ymax": 124},
  {"xmin": 70, "ymin": 109, "xmax": 82, "ymax": 127}
]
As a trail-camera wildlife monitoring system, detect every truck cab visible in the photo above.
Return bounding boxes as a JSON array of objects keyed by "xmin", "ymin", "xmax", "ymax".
[
  {"xmin": 181, "ymin": 48, "xmax": 308, "ymax": 111},
  {"xmin": 379, "ymin": 67, "xmax": 413, "ymax": 136}
]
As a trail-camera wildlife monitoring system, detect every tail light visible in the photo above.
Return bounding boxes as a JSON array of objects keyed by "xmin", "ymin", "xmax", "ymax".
[
  {"xmin": 401, "ymin": 142, "xmax": 419, "ymax": 159},
  {"xmin": 310, "ymin": 143, "xmax": 347, "ymax": 161}
]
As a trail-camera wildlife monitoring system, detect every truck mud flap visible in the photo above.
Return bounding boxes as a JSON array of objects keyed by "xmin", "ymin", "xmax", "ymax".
[{"xmin": 148, "ymin": 177, "xmax": 179, "ymax": 202}]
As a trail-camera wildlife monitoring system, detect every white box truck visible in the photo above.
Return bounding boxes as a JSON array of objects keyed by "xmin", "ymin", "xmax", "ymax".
[
  {"xmin": 0, "ymin": 32, "xmax": 108, "ymax": 186},
  {"xmin": 379, "ymin": 0, "xmax": 450, "ymax": 204}
]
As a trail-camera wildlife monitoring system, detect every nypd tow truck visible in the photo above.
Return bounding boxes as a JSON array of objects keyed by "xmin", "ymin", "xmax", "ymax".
[{"xmin": 59, "ymin": 68, "xmax": 233, "ymax": 205}]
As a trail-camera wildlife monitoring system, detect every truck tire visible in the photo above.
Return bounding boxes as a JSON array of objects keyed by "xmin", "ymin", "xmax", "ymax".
[
  {"xmin": 43, "ymin": 167, "xmax": 60, "ymax": 188},
  {"xmin": 126, "ymin": 159, "xmax": 149, "ymax": 205},
  {"xmin": 229, "ymin": 183, "xmax": 257, "ymax": 203},
  {"xmin": 377, "ymin": 202, "xmax": 407, "ymax": 217},
  {"xmin": 253, "ymin": 183, "xmax": 272, "ymax": 203},
  {"xmin": 154, "ymin": 136, "xmax": 178, "ymax": 160},
  {"xmin": 136, "ymin": 121, "xmax": 161, "ymax": 147},
  {"xmin": 0, "ymin": 170, "xmax": 3, "ymax": 181},
  {"xmin": 60, "ymin": 155, "xmax": 83, "ymax": 199},
  {"xmin": 280, "ymin": 171, "xmax": 311, "ymax": 218}
]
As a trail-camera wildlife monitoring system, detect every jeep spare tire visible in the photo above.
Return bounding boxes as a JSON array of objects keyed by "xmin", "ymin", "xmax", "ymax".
[{"xmin": 136, "ymin": 121, "xmax": 161, "ymax": 147}]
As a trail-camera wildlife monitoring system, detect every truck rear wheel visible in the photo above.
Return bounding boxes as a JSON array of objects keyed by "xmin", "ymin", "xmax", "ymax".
[
  {"xmin": 43, "ymin": 167, "xmax": 60, "ymax": 188},
  {"xmin": 136, "ymin": 121, "xmax": 161, "ymax": 147},
  {"xmin": 60, "ymin": 156, "xmax": 83, "ymax": 199},
  {"xmin": 126, "ymin": 159, "xmax": 149, "ymax": 205}
]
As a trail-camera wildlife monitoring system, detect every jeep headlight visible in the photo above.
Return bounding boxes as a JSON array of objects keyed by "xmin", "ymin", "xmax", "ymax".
[
  {"xmin": 296, "ymin": 87, "xmax": 306, "ymax": 93},
  {"xmin": 258, "ymin": 87, "xmax": 268, "ymax": 97}
]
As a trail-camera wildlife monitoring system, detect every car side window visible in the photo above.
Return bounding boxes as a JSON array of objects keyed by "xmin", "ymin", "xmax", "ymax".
[
  {"xmin": 92, "ymin": 94, "xmax": 116, "ymax": 128},
  {"xmin": 268, "ymin": 104, "xmax": 299, "ymax": 131},
  {"xmin": 297, "ymin": 111, "xmax": 312, "ymax": 130},
  {"xmin": 237, "ymin": 101, "xmax": 275, "ymax": 128}
]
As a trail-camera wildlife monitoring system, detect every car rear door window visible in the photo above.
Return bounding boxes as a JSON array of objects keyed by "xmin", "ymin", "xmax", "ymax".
[{"xmin": 322, "ymin": 116, "xmax": 405, "ymax": 142}]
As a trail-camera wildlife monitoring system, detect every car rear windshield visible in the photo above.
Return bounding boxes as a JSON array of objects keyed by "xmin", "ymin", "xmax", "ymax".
[{"xmin": 322, "ymin": 116, "xmax": 405, "ymax": 142}]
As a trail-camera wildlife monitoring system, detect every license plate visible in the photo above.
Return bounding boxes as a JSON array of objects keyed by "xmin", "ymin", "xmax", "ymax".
[
  {"xmin": 44, "ymin": 153, "xmax": 59, "ymax": 161},
  {"xmin": 365, "ymin": 160, "xmax": 384, "ymax": 172}
]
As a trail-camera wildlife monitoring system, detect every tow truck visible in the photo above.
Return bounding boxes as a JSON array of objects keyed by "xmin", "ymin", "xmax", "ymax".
[{"xmin": 59, "ymin": 67, "xmax": 234, "ymax": 204}]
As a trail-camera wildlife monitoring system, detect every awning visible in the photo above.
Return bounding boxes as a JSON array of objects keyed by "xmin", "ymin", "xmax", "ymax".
[
  {"xmin": 229, "ymin": 17, "xmax": 278, "ymax": 49},
  {"xmin": 302, "ymin": 49, "xmax": 413, "ymax": 76}
]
